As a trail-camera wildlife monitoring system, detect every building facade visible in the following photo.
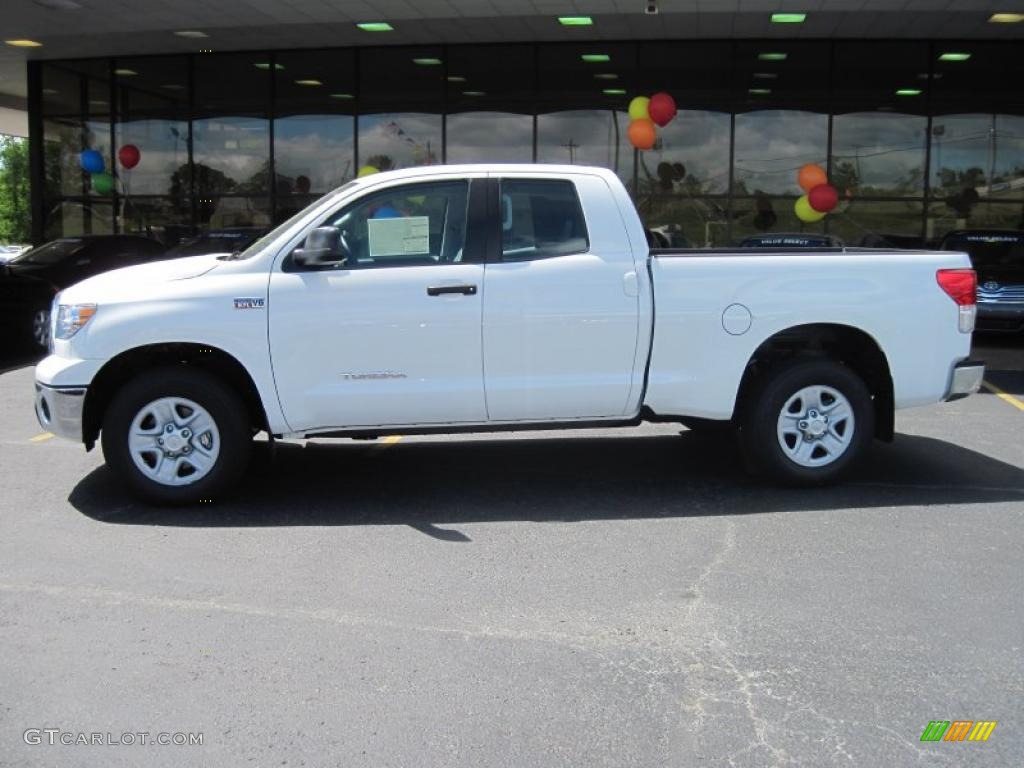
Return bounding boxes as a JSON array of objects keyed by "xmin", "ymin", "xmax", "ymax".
[{"xmin": 29, "ymin": 38, "xmax": 1024, "ymax": 248}]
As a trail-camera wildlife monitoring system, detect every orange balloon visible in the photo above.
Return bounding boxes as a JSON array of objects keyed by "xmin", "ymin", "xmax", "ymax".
[
  {"xmin": 797, "ymin": 163, "xmax": 828, "ymax": 192},
  {"xmin": 628, "ymin": 118, "xmax": 657, "ymax": 150}
]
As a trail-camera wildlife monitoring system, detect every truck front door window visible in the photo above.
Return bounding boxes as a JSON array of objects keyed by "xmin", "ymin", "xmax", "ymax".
[{"xmin": 320, "ymin": 181, "xmax": 470, "ymax": 268}]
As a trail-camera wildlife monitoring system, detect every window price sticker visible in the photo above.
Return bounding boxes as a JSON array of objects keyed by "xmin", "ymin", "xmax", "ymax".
[{"xmin": 368, "ymin": 216, "xmax": 430, "ymax": 257}]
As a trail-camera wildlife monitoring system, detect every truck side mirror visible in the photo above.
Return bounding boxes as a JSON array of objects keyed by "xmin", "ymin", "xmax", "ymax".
[{"xmin": 293, "ymin": 226, "xmax": 348, "ymax": 266}]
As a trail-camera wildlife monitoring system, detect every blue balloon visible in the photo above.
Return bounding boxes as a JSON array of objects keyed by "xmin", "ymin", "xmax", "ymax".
[
  {"xmin": 372, "ymin": 206, "xmax": 401, "ymax": 219},
  {"xmin": 79, "ymin": 149, "xmax": 104, "ymax": 174}
]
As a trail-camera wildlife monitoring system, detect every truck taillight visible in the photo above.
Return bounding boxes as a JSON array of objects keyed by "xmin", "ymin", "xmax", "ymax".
[{"xmin": 936, "ymin": 268, "xmax": 976, "ymax": 333}]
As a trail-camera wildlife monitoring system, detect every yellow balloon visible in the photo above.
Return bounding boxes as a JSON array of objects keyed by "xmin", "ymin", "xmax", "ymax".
[
  {"xmin": 628, "ymin": 96, "xmax": 650, "ymax": 121},
  {"xmin": 794, "ymin": 195, "xmax": 826, "ymax": 223},
  {"xmin": 358, "ymin": 165, "xmax": 380, "ymax": 178}
]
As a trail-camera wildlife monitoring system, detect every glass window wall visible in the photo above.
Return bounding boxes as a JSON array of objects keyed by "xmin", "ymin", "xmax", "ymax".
[{"xmin": 30, "ymin": 41, "xmax": 1024, "ymax": 248}]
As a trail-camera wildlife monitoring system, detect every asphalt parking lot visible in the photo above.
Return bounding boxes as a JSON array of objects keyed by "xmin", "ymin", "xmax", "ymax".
[{"xmin": 1, "ymin": 339, "xmax": 1022, "ymax": 767}]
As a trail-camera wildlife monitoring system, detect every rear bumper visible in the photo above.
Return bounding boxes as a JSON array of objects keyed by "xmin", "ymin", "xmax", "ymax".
[
  {"xmin": 34, "ymin": 383, "xmax": 85, "ymax": 442},
  {"xmin": 976, "ymin": 304, "xmax": 1024, "ymax": 333},
  {"xmin": 946, "ymin": 360, "xmax": 985, "ymax": 401}
]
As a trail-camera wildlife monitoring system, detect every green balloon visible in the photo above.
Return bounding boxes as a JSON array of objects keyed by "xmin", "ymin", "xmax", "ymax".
[{"xmin": 91, "ymin": 172, "xmax": 115, "ymax": 195}]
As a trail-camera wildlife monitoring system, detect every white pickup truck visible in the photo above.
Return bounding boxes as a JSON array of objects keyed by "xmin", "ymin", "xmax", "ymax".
[{"xmin": 34, "ymin": 165, "xmax": 984, "ymax": 503}]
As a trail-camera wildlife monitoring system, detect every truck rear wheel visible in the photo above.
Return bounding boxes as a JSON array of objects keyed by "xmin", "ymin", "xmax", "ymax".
[
  {"xmin": 740, "ymin": 359, "xmax": 873, "ymax": 486},
  {"xmin": 101, "ymin": 367, "xmax": 252, "ymax": 504}
]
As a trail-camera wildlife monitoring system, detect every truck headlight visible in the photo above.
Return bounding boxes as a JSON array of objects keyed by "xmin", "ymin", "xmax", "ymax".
[{"xmin": 54, "ymin": 303, "xmax": 97, "ymax": 340}]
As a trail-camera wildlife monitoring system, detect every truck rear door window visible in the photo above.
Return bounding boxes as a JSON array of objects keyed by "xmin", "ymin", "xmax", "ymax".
[{"xmin": 499, "ymin": 179, "xmax": 589, "ymax": 261}]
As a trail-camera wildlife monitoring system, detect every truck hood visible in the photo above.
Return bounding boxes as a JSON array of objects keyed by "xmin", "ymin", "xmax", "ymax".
[{"xmin": 59, "ymin": 254, "xmax": 223, "ymax": 304}]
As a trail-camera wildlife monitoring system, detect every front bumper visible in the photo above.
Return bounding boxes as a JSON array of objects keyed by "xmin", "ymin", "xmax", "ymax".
[
  {"xmin": 946, "ymin": 360, "xmax": 985, "ymax": 402},
  {"xmin": 34, "ymin": 383, "xmax": 85, "ymax": 442}
]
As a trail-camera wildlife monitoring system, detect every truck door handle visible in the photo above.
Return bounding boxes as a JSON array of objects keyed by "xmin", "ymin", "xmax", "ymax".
[{"xmin": 427, "ymin": 284, "xmax": 477, "ymax": 296}]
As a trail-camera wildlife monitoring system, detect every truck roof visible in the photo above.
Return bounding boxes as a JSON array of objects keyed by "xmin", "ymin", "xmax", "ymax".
[{"xmin": 350, "ymin": 163, "xmax": 621, "ymax": 187}]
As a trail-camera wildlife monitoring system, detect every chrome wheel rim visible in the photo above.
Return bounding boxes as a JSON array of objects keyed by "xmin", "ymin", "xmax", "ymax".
[
  {"xmin": 32, "ymin": 309, "xmax": 50, "ymax": 348},
  {"xmin": 776, "ymin": 385, "xmax": 855, "ymax": 468},
  {"xmin": 128, "ymin": 397, "xmax": 220, "ymax": 487}
]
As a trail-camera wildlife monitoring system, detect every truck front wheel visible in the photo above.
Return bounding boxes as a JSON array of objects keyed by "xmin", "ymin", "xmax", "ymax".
[
  {"xmin": 740, "ymin": 359, "xmax": 873, "ymax": 486},
  {"xmin": 101, "ymin": 367, "xmax": 252, "ymax": 504}
]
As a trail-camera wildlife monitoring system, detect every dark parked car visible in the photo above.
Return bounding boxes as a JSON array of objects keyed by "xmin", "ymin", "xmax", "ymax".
[
  {"xmin": 738, "ymin": 233, "xmax": 845, "ymax": 248},
  {"xmin": 940, "ymin": 229, "xmax": 1024, "ymax": 334},
  {"xmin": 1, "ymin": 235, "xmax": 165, "ymax": 350},
  {"xmin": 858, "ymin": 233, "xmax": 928, "ymax": 249},
  {"xmin": 163, "ymin": 227, "xmax": 266, "ymax": 259}
]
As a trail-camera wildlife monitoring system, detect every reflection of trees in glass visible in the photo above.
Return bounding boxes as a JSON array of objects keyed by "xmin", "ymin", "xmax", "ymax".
[
  {"xmin": 44, "ymin": 121, "xmax": 88, "ymax": 200},
  {"xmin": 637, "ymin": 156, "xmax": 711, "ymax": 196},
  {"xmin": 936, "ymin": 167, "xmax": 985, "ymax": 217},
  {"xmin": 831, "ymin": 160, "xmax": 859, "ymax": 197},
  {"xmin": 240, "ymin": 160, "xmax": 273, "ymax": 195},
  {"xmin": 639, "ymin": 195, "xmax": 733, "ymax": 247},
  {"xmin": 120, "ymin": 197, "xmax": 189, "ymax": 246},
  {"xmin": 936, "ymin": 166, "xmax": 986, "ymax": 193},
  {"xmin": 169, "ymin": 162, "xmax": 237, "ymax": 224},
  {"xmin": 170, "ymin": 162, "xmax": 237, "ymax": 202},
  {"xmin": 828, "ymin": 159, "xmax": 922, "ymax": 198},
  {"xmin": 364, "ymin": 155, "xmax": 394, "ymax": 172}
]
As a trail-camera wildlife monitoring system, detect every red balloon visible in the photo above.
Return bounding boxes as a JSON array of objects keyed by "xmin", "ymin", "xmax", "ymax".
[
  {"xmin": 648, "ymin": 92, "xmax": 677, "ymax": 127},
  {"xmin": 628, "ymin": 118, "xmax": 657, "ymax": 150},
  {"xmin": 808, "ymin": 183, "xmax": 839, "ymax": 213},
  {"xmin": 118, "ymin": 144, "xmax": 141, "ymax": 169}
]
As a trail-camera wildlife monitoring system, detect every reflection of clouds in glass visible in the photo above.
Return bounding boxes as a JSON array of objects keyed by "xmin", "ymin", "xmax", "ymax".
[
  {"xmin": 446, "ymin": 112, "xmax": 533, "ymax": 163},
  {"xmin": 646, "ymin": 111, "xmax": 731, "ymax": 193},
  {"xmin": 359, "ymin": 113, "xmax": 442, "ymax": 168},
  {"xmin": 930, "ymin": 114, "xmax": 991, "ymax": 182},
  {"xmin": 537, "ymin": 110, "xmax": 633, "ymax": 183},
  {"xmin": 926, "ymin": 113, "xmax": 1024, "ymax": 193},
  {"xmin": 832, "ymin": 112, "xmax": 925, "ymax": 191},
  {"xmin": 116, "ymin": 119, "xmax": 189, "ymax": 195},
  {"xmin": 275, "ymin": 115, "xmax": 355, "ymax": 191},
  {"xmin": 193, "ymin": 117, "xmax": 269, "ymax": 185},
  {"xmin": 995, "ymin": 115, "xmax": 1024, "ymax": 181},
  {"xmin": 734, "ymin": 110, "xmax": 828, "ymax": 194}
]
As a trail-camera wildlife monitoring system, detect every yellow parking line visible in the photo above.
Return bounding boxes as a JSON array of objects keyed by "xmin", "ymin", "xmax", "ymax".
[
  {"xmin": 368, "ymin": 435, "xmax": 403, "ymax": 454},
  {"xmin": 29, "ymin": 432, "xmax": 54, "ymax": 442},
  {"xmin": 981, "ymin": 380, "xmax": 1024, "ymax": 413}
]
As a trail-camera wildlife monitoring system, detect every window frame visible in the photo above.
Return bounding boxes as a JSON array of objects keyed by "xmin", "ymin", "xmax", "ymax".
[{"xmin": 494, "ymin": 177, "xmax": 591, "ymax": 263}]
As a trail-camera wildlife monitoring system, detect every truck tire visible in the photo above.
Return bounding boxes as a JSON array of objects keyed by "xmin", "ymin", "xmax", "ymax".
[
  {"xmin": 101, "ymin": 366, "xmax": 252, "ymax": 504},
  {"xmin": 740, "ymin": 359, "xmax": 873, "ymax": 486}
]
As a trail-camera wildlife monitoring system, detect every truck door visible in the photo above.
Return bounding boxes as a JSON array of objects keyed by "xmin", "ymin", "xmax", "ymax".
[
  {"xmin": 482, "ymin": 174, "xmax": 642, "ymax": 421},
  {"xmin": 268, "ymin": 177, "xmax": 489, "ymax": 432}
]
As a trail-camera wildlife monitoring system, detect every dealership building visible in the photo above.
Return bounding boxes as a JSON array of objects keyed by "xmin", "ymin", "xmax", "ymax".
[{"xmin": 2, "ymin": 1, "xmax": 1022, "ymax": 247}]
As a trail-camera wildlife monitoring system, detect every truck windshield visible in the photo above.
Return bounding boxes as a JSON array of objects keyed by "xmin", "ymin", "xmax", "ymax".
[
  {"xmin": 221, "ymin": 181, "xmax": 360, "ymax": 261},
  {"xmin": 12, "ymin": 238, "xmax": 85, "ymax": 265}
]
